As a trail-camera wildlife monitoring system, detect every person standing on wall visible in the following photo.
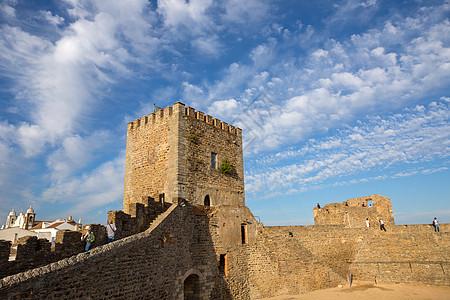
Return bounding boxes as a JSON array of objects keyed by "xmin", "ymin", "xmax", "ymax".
[
  {"xmin": 433, "ymin": 217, "xmax": 440, "ymax": 232},
  {"xmin": 379, "ymin": 219, "xmax": 386, "ymax": 231},
  {"xmin": 107, "ymin": 219, "xmax": 117, "ymax": 243},
  {"xmin": 82, "ymin": 226, "xmax": 95, "ymax": 251},
  {"xmin": 366, "ymin": 218, "xmax": 370, "ymax": 228}
]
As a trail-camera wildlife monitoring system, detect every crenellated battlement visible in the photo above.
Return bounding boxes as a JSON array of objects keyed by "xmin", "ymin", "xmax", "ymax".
[
  {"xmin": 0, "ymin": 200, "xmax": 170, "ymax": 280},
  {"xmin": 127, "ymin": 105, "xmax": 174, "ymax": 131},
  {"xmin": 127, "ymin": 102, "xmax": 242, "ymax": 136}
]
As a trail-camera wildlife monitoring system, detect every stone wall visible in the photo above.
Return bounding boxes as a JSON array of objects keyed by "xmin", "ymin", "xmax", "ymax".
[
  {"xmin": 181, "ymin": 106, "xmax": 244, "ymax": 207},
  {"xmin": 207, "ymin": 205, "xmax": 257, "ymax": 251},
  {"xmin": 0, "ymin": 203, "xmax": 448, "ymax": 299},
  {"xmin": 237, "ymin": 223, "xmax": 449, "ymax": 299},
  {"xmin": 0, "ymin": 230, "xmax": 85, "ymax": 280},
  {"xmin": 123, "ymin": 105, "xmax": 176, "ymax": 211},
  {"xmin": 229, "ymin": 225, "xmax": 347, "ymax": 299},
  {"xmin": 0, "ymin": 240, "xmax": 11, "ymax": 279},
  {"xmin": 16, "ymin": 236, "xmax": 51, "ymax": 262},
  {"xmin": 53, "ymin": 230, "xmax": 84, "ymax": 255},
  {"xmin": 350, "ymin": 224, "xmax": 449, "ymax": 286},
  {"xmin": 0, "ymin": 240, "xmax": 11, "ymax": 262},
  {"xmin": 314, "ymin": 194, "xmax": 395, "ymax": 227},
  {"xmin": 0, "ymin": 204, "xmax": 236, "ymax": 299},
  {"xmin": 0, "ymin": 236, "xmax": 55, "ymax": 280},
  {"xmin": 109, "ymin": 198, "xmax": 171, "ymax": 240}
]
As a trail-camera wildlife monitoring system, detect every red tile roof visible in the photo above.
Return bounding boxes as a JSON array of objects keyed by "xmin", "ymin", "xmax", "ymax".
[
  {"xmin": 31, "ymin": 221, "xmax": 69, "ymax": 230},
  {"xmin": 30, "ymin": 222, "xmax": 44, "ymax": 230},
  {"xmin": 45, "ymin": 222, "xmax": 65, "ymax": 229}
]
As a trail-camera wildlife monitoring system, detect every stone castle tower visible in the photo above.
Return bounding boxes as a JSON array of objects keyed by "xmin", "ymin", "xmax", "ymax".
[{"xmin": 123, "ymin": 101, "xmax": 245, "ymax": 213}]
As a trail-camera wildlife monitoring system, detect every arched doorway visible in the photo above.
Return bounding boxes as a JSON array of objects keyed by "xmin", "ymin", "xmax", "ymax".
[
  {"xmin": 184, "ymin": 274, "xmax": 201, "ymax": 300},
  {"xmin": 204, "ymin": 195, "xmax": 210, "ymax": 206}
]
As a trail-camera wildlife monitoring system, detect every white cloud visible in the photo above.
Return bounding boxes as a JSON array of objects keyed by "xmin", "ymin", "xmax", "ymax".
[
  {"xmin": 246, "ymin": 101, "xmax": 450, "ymax": 194},
  {"xmin": 0, "ymin": 5, "xmax": 15, "ymax": 19},
  {"xmin": 360, "ymin": 0, "xmax": 377, "ymax": 8},
  {"xmin": 222, "ymin": 0, "xmax": 270, "ymax": 26},
  {"xmin": 182, "ymin": 81, "xmax": 205, "ymax": 105},
  {"xmin": 0, "ymin": 0, "xmax": 160, "ymax": 155},
  {"xmin": 47, "ymin": 131, "xmax": 112, "ymax": 180},
  {"xmin": 191, "ymin": 35, "xmax": 222, "ymax": 56},
  {"xmin": 16, "ymin": 124, "xmax": 47, "ymax": 157},
  {"xmin": 41, "ymin": 154, "xmax": 125, "ymax": 218},
  {"xmin": 312, "ymin": 49, "xmax": 328, "ymax": 58},
  {"xmin": 0, "ymin": 26, "xmax": 52, "ymax": 77},
  {"xmin": 41, "ymin": 10, "xmax": 64, "ymax": 25},
  {"xmin": 230, "ymin": 2, "xmax": 450, "ymax": 154},
  {"xmin": 0, "ymin": 122, "xmax": 44, "ymax": 220},
  {"xmin": 207, "ymin": 99, "xmax": 239, "ymax": 120},
  {"xmin": 157, "ymin": 0, "xmax": 214, "ymax": 32},
  {"xmin": 327, "ymin": 0, "xmax": 380, "ymax": 30},
  {"xmin": 249, "ymin": 39, "xmax": 277, "ymax": 69},
  {"xmin": 0, "ymin": 0, "xmax": 159, "ymax": 223}
]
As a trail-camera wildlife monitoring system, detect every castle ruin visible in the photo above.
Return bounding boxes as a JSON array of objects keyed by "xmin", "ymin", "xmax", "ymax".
[
  {"xmin": 314, "ymin": 194, "xmax": 395, "ymax": 227},
  {"xmin": 0, "ymin": 102, "xmax": 448, "ymax": 299}
]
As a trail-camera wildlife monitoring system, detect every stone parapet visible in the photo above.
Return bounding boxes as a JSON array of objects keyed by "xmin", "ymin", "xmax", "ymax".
[
  {"xmin": 127, "ymin": 102, "xmax": 241, "ymax": 136},
  {"xmin": 110, "ymin": 199, "xmax": 171, "ymax": 240},
  {"xmin": 0, "ymin": 202, "xmax": 171, "ymax": 280}
]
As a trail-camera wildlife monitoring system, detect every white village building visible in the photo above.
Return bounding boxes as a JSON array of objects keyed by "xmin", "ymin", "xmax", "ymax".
[
  {"xmin": 0, "ymin": 207, "xmax": 81, "ymax": 244},
  {"xmin": 31, "ymin": 216, "xmax": 81, "ymax": 244}
]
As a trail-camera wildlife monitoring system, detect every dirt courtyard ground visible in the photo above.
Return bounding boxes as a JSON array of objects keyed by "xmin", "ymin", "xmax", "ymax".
[{"xmin": 260, "ymin": 281, "xmax": 450, "ymax": 300}]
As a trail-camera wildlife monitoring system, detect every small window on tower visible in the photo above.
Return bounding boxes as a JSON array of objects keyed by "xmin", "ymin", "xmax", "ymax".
[
  {"xmin": 219, "ymin": 254, "xmax": 228, "ymax": 276},
  {"xmin": 211, "ymin": 152, "xmax": 218, "ymax": 169},
  {"xmin": 241, "ymin": 224, "xmax": 248, "ymax": 244}
]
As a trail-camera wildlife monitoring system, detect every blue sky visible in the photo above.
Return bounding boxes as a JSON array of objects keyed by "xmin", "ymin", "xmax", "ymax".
[{"xmin": 0, "ymin": 0, "xmax": 449, "ymax": 226}]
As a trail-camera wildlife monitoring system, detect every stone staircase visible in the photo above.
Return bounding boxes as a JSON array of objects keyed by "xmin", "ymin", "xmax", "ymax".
[{"xmin": 146, "ymin": 203, "xmax": 178, "ymax": 233}]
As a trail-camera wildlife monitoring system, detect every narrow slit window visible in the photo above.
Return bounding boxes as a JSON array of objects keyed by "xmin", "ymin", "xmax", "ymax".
[
  {"xmin": 241, "ymin": 224, "xmax": 248, "ymax": 244},
  {"xmin": 211, "ymin": 152, "xmax": 218, "ymax": 169},
  {"xmin": 219, "ymin": 254, "xmax": 228, "ymax": 276}
]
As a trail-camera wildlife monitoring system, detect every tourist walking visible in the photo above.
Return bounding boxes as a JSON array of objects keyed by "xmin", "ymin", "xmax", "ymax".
[
  {"xmin": 379, "ymin": 219, "xmax": 386, "ymax": 231},
  {"xmin": 106, "ymin": 220, "xmax": 117, "ymax": 243},
  {"xmin": 433, "ymin": 217, "xmax": 440, "ymax": 232},
  {"xmin": 365, "ymin": 218, "xmax": 370, "ymax": 227},
  {"xmin": 82, "ymin": 226, "xmax": 95, "ymax": 251}
]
